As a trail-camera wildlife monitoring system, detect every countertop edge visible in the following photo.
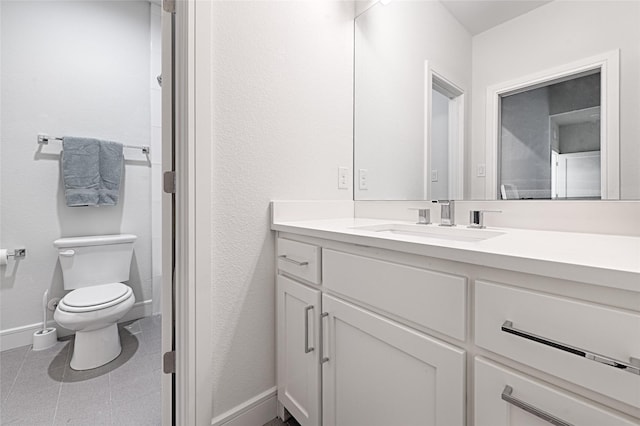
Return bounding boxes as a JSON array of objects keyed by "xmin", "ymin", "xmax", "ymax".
[{"xmin": 272, "ymin": 222, "xmax": 639, "ymax": 293}]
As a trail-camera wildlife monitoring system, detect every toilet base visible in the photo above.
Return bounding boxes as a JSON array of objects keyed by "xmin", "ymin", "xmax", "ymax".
[{"xmin": 70, "ymin": 323, "xmax": 122, "ymax": 370}]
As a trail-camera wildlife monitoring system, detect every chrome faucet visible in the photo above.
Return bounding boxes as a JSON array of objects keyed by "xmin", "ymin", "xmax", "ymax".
[
  {"xmin": 434, "ymin": 200, "xmax": 455, "ymax": 227},
  {"xmin": 409, "ymin": 208, "xmax": 431, "ymax": 225},
  {"xmin": 468, "ymin": 210, "xmax": 501, "ymax": 229}
]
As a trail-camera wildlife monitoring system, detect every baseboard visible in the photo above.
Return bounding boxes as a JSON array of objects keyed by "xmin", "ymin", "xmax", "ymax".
[
  {"xmin": 0, "ymin": 299, "xmax": 154, "ymax": 352},
  {"xmin": 122, "ymin": 299, "xmax": 154, "ymax": 322},
  {"xmin": 211, "ymin": 386, "xmax": 277, "ymax": 426}
]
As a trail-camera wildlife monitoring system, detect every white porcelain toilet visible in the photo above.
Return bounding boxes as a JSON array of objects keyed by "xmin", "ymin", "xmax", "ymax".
[{"xmin": 53, "ymin": 234, "xmax": 136, "ymax": 370}]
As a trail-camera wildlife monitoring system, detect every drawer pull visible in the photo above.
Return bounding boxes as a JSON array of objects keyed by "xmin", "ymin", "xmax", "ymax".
[
  {"xmin": 501, "ymin": 385, "xmax": 573, "ymax": 426},
  {"xmin": 501, "ymin": 320, "xmax": 640, "ymax": 376},
  {"xmin": 278, "ymin": 255, "xmax": 309, "ymax": 267},
  {"xmin": 304, "ymin": 305, "xmax": 314, "ymax": 353},
  {"xmin": 320, "ymin": 312, "xmax": 330, "ymax": 364}
]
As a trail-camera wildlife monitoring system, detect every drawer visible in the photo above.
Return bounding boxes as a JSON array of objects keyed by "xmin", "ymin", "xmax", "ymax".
[
  {"xmin": 277, "ymin": 238, "xmax": 321, "ymax": 284},
  {"xmin": 475, "ymin": 357, "xmax": 638, "ymax": 426},
  {"xmin": 475, "ymin": 280, "xmax": 640, "ymax": 408},
  {"xmin": 323, "ymin": 249, "xmax": 466, "ymax": 340}
]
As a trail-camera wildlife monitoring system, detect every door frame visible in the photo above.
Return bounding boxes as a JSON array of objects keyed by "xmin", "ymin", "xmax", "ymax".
[
  {"xmin": 484, "ymin": 50, "xmax": 619, "ymax": 200},
  {"xmin": 164, "ymin": 0, "xmax": 214, "ymax": 425},
  {"xmin": 424, "ymin": 61, "xmax": 465, "ymax": 201}
]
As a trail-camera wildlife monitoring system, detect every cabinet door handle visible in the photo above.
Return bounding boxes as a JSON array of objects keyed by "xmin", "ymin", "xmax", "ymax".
[
  {"xmin": 320, "ymin": 312, "xmax": 330, "ymax": 364},
  {"xmin": 501, "ymin": 385, "xmax": 573, "ymax": 426},
  {"xmin": 304, "ymin": 305, "xmax": 314, "ymax": 353},
  {"xmin": 501, "ymin": 320, "xmax": 640, "ymax": 375},
  {"xmin": 278, "ymin": 255, "xmax": 309, "ymax": 266}
]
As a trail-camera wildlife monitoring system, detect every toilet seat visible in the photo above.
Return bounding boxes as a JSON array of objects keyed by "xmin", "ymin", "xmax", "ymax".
[{"xmin": 58, "ymin": 283, "xmax": 133, "ymax": 313}]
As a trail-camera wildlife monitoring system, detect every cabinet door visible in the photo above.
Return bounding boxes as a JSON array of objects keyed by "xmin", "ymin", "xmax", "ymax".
[
  {"xmin": 321, "ymin": 294, "xmax": 465, "ymax": 426},
  {"xmin": 475, "ymin": 357, "xmax": 639, "ymax": 426},
  {"xmin": 277, "ymin": 276, "xmax": 321, "ymax": 426}
]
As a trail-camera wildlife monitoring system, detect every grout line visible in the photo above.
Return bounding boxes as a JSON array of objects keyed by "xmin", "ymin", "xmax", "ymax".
[{"xmin": 1, "ymin": 347, "xmax": 29, "ymax": 405}]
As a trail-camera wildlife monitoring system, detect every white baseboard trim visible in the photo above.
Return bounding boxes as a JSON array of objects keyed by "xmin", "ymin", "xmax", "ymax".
[
  {"xmin": 211, "ymin": 386, "xmax": 277, "ymax": 426},
  {"xmin": 0, "ymin": 299, "xmax": 154, "ymax": 352}
]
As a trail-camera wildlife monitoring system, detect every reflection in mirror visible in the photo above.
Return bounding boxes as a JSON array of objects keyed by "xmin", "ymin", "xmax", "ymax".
[
  {"xmin": 499, "ymin": 72, "xmax": 601, "ymax": 200},
  {"xmin": 354, "ymin": 0, "xmax": 640, "ymax": 200}
]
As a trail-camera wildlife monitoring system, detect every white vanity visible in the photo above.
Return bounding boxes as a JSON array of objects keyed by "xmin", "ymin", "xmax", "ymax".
[{"xmin": 272, "ymin": 205, "xmax": 640, "ymax": 426}]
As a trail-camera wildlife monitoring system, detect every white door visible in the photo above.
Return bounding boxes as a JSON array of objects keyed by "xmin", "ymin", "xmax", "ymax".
[
  {"xmin": 277, "ymin": 276, "xmax": 321, "ymax": 426},
  {"xmin": 321, "ymin": 294, "xmax": 465, "ymax": 426},
  {"xmin": 475, "ymin": 357, "xmax": 638, "ymax": 426}
]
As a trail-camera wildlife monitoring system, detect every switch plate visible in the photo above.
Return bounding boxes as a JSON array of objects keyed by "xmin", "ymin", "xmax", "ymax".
[
  {"xmin": 431, "ymin": 170, "xmax": 438, "ymax": 182},
  {"xmin": 477, "ymin": 164, "xmax": 486, "ymax": 177},
  {"xmin": 359, "ymin": 169, "xmax": 368, "ymax": 190},
  {"xmin": 338, "ymin": 167, "xmax": 349, "ymax": 189}
]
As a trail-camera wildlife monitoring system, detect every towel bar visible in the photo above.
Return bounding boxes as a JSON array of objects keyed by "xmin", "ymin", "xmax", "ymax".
[{"xmin": 37, "ymin": 134, "xmax": 150, "ymax": 155}]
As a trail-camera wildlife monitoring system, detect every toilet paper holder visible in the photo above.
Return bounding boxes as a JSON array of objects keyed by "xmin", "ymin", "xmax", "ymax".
[{"xmin": 5, "ymin": 248, "xmax": 26, "ymax": 259}]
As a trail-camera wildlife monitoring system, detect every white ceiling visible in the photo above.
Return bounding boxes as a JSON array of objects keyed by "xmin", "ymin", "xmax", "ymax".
[{"xmin": 440, "ymin": 1, "xmax": 552, "ymax": 35}]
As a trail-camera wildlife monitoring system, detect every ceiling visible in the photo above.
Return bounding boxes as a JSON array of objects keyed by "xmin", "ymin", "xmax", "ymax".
[{"xmin": 440, "ymin": 1, "xmax": 552, "ymax": 35}]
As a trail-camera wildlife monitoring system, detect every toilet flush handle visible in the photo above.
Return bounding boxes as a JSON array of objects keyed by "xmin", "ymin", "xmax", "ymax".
[{"xmin": 59, "ymin": 250, "xmax": 75, "ymax": 257}]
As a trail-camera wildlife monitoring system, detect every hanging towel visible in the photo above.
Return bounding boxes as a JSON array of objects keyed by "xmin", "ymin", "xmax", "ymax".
[{"xmin": 62, "ymin": 137, "xmax": 123, "ymax": 207}]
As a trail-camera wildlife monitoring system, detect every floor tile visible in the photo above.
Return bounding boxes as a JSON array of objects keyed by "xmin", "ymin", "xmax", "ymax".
[
  {"xmin": 110, "ymin": 370, "xmax": 160, "ymax": 406},
  {"xmin": 54, "ymin": 396, "xmax": 111, "ymax": 426},
  {"xmin": 10, "ymin": 366, "xmax": 64, "ymax": 397},
  {"xmin": 137, "ymin": 315, "xmax": 162, "ymax": 333},
  {"xmin": 0, "ymin": 315, "xmax": 162, "ymax": 426},
  {"xmin": 0, "ymin": 383, "xmax": 60, "ymax": 425},
  {"xmin": 110, "ymin": 390, "xmax": 161, "ymax": 426}
]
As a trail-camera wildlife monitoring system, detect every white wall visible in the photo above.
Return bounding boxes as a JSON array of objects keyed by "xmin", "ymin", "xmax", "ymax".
[
  {"xmin": 354, "ymin": 0, "xmax": 471, "ymax": 200},
  {"xmin": 206, "ymin": 1, "xmax": 354, "ymax": 422},
  {"xmin": 0, "ymin": 1, "xmax": 154, "ymax": 347},
  {"xmin": 150, "ymin": 4, "xmax": 163, "ymax": 315},
  {"xmin": 471, "ymin": 0, "xmax": 640, "ymax": 199}
]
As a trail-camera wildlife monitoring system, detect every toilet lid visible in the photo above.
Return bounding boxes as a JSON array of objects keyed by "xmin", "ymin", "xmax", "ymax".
[{"xmin": 63, "ymin": 283, "xmax": 130, "ymax": 308}]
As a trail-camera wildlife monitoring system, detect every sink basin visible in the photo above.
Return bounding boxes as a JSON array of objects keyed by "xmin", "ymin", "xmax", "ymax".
[{"xmin": 352, "ymin": 223, "xmax": 505, "ymax": 242}]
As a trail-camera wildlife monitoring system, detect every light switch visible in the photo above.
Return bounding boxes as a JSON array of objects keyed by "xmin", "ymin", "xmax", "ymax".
[
  {"xmin": 431, "ymin": 170, "xmax": 438, "ymax": 182},
  {"xmin": 359, "ymin": 169, "xmax": 368, "ymax": 190},
  {"xmin": 338, "ymin": 167, "xmax": 349, "ymax": 189},
  {"xmin": 477, "ymin": 164, "xmax": 486, "ymax": 177}
]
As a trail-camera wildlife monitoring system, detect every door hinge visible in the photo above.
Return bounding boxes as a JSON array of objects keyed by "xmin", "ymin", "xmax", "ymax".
[
  {"xmin": 162, "ymin": 0, "xmax": 176, "ymax": 14},
  {"xmin": 163, "ymin": 351, "xmax": 176, "ymax": 374},
  {"xmin": 163, "ymin": 171, "xmax": 176, "ymax": 194}
]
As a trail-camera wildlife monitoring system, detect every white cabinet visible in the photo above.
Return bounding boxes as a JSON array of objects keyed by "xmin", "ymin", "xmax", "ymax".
[
  {"xmin": 321, "ymin": 294, "xmax": 465, "ymax": 426},
  {"xmin": 475, "ymin": 357, "xmax": 638, "ymax": 426},
  {"xmin": 476, "ymin": 280, "xmax": 640, "ymax": 408},
  {"xmin": 277, "ymin": 275, "xmax": 321, "ymax": 426},
  {"xmin": 275, "ymin": 234, "xmax": 640, "ymax": 425}
]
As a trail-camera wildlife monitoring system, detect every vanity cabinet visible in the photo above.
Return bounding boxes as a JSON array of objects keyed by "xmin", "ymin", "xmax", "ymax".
[
  {"xmin": 475, "ymin": 280, "xmax": 640, "ymax": 409},
  {"xmin": 321, "ymin": 294, "xmax": 465, "ymax": 426},
  {"xmin": 274, "ymin": 232, "xmax": 640, "ymax": 425},
  {"xmin": 276, "ymin": 275, "xmax": 321, "ymax": 426},
  {"xmin": 276, "ymin": 237, "xmax": 466, "ymax": 426},
  {"xmin": 475, "ymin": 357, "xmax": 638, "ymax": 426}
]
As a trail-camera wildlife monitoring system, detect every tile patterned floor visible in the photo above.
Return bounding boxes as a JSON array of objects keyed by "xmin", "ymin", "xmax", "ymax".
[
  {"xmin": 263, "ymin": 415, "xmax": 301, "ymax": 426},
  {"xmin": 0, "ymin": 315, "xmax": 162, "ymax": 426}
]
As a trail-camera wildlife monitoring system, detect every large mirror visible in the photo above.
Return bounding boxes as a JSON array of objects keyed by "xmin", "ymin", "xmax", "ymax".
[{"xmin": 354, "ymin": 0, "xmax": 640, "ymax": 200}]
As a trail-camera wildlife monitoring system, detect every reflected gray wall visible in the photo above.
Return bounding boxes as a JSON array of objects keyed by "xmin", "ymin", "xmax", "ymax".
[{"xmin": 500, "ymin": 88, "xmax": 551, "ymax": 198}]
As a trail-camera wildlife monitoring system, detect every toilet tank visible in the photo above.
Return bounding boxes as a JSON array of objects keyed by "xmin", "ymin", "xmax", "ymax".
[{"xmin": 54, "ymin": 234, "xmax": 137, "ymax": 290}]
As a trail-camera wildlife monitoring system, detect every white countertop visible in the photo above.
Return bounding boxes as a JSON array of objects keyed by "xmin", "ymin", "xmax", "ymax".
[{"xmin": 272, "ymin": 217, "xmax": 640, "ymax": 292}]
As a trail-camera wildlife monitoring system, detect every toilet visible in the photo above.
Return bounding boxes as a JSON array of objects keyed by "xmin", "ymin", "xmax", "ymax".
[{"xmin": 53, "ymin": 234, "xmax": 136, "ymax": 370}]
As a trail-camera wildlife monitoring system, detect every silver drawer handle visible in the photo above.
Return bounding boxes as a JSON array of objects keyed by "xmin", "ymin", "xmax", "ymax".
[
  {"xmin": 59, "ymin": 249, "xmax": 75, "ymax": 257},
  {"xmin": 304, "ymin": 305, "xmax": 314, "ymax": 354},
  {"xmin": 501, "ymin": 320, "xmax": 640, "ymax": 375},
  {"xmin": 501, "ymin": 385, "xmax": 573, "ymax": 426},
  {"xmin": 278, "ymin": 254, "xmax": 309, "ymax": 266},
  {"xmin": 320, "ymin": 312, "xmax": 330, "ymax": 364}
]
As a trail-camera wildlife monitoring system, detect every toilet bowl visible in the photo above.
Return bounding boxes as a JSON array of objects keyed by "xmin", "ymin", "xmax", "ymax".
[
  {"xmin": 54, "ymin": 283, "xmax": 135, "ymax": 370},
  {"xmin": 53, "ymin": 234, "xmax": 137, "ymax": 371}
]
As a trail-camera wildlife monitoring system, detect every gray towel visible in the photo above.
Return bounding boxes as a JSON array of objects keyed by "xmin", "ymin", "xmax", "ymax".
[{"xmin": 62, "ymin": 137, "xmax": 123, "ymax": 207}]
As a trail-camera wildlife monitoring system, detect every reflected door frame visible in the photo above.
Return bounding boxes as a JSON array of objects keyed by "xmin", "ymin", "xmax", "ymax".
[
  {"xmin": 424, "ymin": 61, "xmax": 465, "ymax": 201},
  {"xmin": 484, "ymin": 49, "xmax": 620, "ymax": 200}
]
